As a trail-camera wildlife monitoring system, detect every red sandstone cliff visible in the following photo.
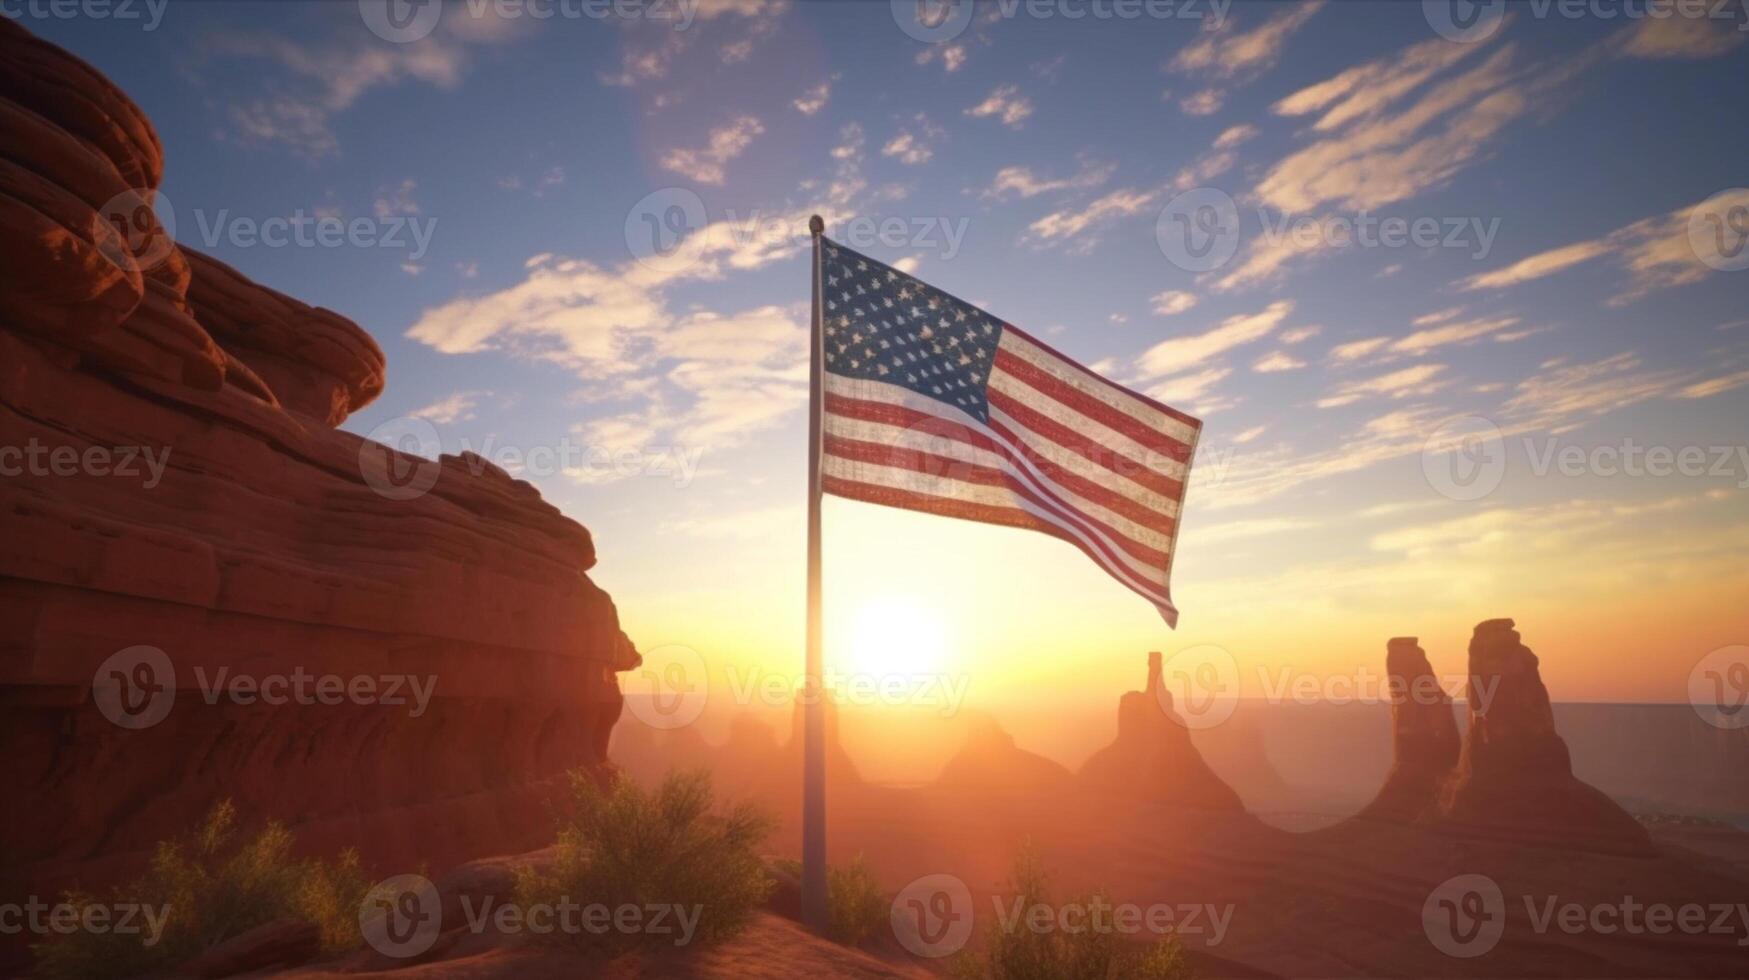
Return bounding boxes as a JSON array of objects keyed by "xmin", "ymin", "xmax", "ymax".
[
  {"xmin": 1355, "ymin": 619, "xmax": 1653, "ymax": 855},
  {"xmin": 1079, "ymin": 652, "xmax": 1247, "ymax": 811},
  {"xmin": 0, "ymin": 17, "xmax": 638, "ymax": 912}
]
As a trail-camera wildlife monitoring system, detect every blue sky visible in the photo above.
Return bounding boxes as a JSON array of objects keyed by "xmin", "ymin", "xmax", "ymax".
[{"xmin": 29, "ymin": 0, "xmax": 1749, "ymax": 709}]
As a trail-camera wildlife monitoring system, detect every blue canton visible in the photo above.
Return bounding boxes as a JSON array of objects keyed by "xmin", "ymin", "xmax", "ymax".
[{"xmin": 821, "ymin": 239, "xmax": 1005, "ymax": 422}]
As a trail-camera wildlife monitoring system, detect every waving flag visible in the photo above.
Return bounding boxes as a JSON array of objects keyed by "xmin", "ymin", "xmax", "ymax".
[{"xmin": 815, "ymin": 237, "xmax": 1201, "ymax": 626}]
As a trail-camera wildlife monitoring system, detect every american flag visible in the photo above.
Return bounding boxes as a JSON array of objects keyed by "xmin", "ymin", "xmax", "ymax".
[{"xmin": 818, "ymin": 238, "xmax": 1201, "ymax": 626}]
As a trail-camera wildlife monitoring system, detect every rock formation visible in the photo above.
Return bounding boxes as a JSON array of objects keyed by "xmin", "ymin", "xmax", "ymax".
[
  {"xmin": 1439, "ymin": 619, "xmax": 1653, "ymax": 854},
  {"xmin": 1357, "ymin": 637, "xmax": 1460, "ymax": 822},
  {"xmin": 0, "ymin": 16, "xmax": 638, "ymax": 920},
  {"xmin": 1354, "ymin": 620, "xmax": 1651, "ymax": 853},
  {"xmin": 1079, "ymin": 652, "xmax": 1246, "ymax": 811},
  {"xmin": 933, "ymin": 713, "xmax": 1074, "ymax": 795}
]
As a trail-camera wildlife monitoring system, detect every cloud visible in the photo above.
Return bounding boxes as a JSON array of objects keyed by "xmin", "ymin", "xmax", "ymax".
[
  {"xmin": 1146, "ymin": 366, "xmax": 1231, "ymax": 403},
  {"xmin": 1232, "ymin": 424, "xmax": 1268, "ymax": 444},
  {"xmin": 1329, "ymin": 337, "xmax": 1389, "ymax": 362},
  {"xmin": 793, "ymin": 77, "xmax": 834, "ymax": 115},
  {"xmin": 411, "ymin": 391, "xmax": 489, "ymax": 425},
  {"xmin": 200, "ymin": 28, "xmax": 478, "ymax": 158},
  {"xmin": 1138, "ymin": 301, "xmax": 1293, "ymax": 376},
  {"xmin": 1169, "ymin": 1, "xmax": 1325, "ymax": 81},
  {"xmin": 977, "ymin": 159, "xmax": 1113, "ymax": 200},
  {"xmin": 1259, "ymin": 36, "xmax": 1584, "ymax": 213},
  {"xmin": 1197, "ymin": 517, "xmax": 1318, "ymax": 543},
  {"xmin": 373, "ymin": 178, "xmax": 420, "ymax": 218},
  {"xmin": 1619, "ymin": 14, "xmax": 1746, "ymax": 59},
  {"xmin": 1024, "ymin": 188, "xmax": 1158, "ymax": 252},
  {"xmin": 1460, "ymin": 189, "xmax": 1749, "ymax": 305},
  {"xmin": 917, "ymin": 42, "xmax": 969, "ymax": 72},
  {"xmin": 965, "ymin": 85, "xmax": 1034, "ymax": 128},
  {"xmin": 1315, "ymin": 363, "xmax": 1447, "ymax": 408},
  {"xmin": 1279, "ymin": 325, "xmax": 1321, "ymax": 344},
  {"xmin": 661, "ymin": 115, "xmax": 764, "ymax": 185},
  {"xmin": 1178, "ymin": 88, "xmax": 1224, "ymax": 116},
  {"xmin": 1172, "ymin": 123, "xmax": 1257, "ymax": 189},
  {"xmin": 1252, "ymin": 351, "xmax": 1306, "ymax": 373},
  {"xmin": 882, "ymin": 114, "xmax": 944, "ymax": 165},
  {"xmin": 1675, "ymin": 369, "xmax": 1749, "ymax": 400},
  {"xmin": 1500, "ymin": 352, "xmax": 1684, "ymax": 432},
  {"xmin": 1151, "ymin": 290, "xmax": 1198, "ymax": 316}
]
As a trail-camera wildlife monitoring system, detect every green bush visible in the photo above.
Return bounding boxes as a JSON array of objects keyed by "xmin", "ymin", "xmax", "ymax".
[
  {"xmin": 951, "ymin": 847, "xmax": 1195, "ymax": 980},
  {"xmin": 32, "ymin": 801, "xmax": 370, "ymax": 980},
  {"xmin": 515, "ymin": 769, "xmax": 774, "ymax": 956},
  {"xmin": 775, "ymin": 854, "xmax": 889, "ymax": 947}
]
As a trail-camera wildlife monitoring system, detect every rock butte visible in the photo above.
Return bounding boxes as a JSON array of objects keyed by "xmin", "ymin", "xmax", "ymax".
[{"xmin": 0, "ymin": 17, "xmax": 640, "ymax": 924}]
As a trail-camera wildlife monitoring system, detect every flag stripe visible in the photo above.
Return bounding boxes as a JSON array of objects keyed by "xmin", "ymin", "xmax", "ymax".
[
  {"xmin": 822, "ymin": 428, "xmax": 1174, "ymax": 566},
  {"xmin": 1000, "ymin": 327, "xmax": 1200, "ymax": 443},
  {"xmin": 824, "ymin": 377, "xmax": 1173, "ymax": 584},
  {"xmin": 992, "ymin": 346, "xmax": 1193, "ymax": 463},
  {"xmin": 822, "ymin": 474, "xmax": 1178, "ymax": 617},
  {"xmin": 987, "ymin": 392, "xmax": 1186, "ymax": 503},
  {"xmin": 823, "ymin": 399, "xmax": 1180, "ymax": 544},
  {"xmin": 821, "ymin": 458, "xmax": 1176, "ymax": 611}
]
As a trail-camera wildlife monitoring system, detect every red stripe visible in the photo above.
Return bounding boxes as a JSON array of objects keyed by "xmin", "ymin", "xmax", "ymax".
[
  {"xmin": 986, "ymin": 390, "xmax": 1186, "ymax": 502},
  {"xmin": 825, "ymin": 394, "xmax": 1180, "ymax": 539},
  {"xmin": 1002, "ymin": 324, "xmax": 1202, "ymax": 430},
  {"xmin": 827, "ymin": 392, "xmax": 1176, "ymax": 536},
  {"xmin": 822, "ymin": 475, "xmax": 1176, "ymax": 613},
  {"xmin": 824, "ymin": 433, "xmax": 1171, "ymax": 573},
  {"xmin": 993, "ymin": 348, "xmax": 1193, "ymax": 461}
]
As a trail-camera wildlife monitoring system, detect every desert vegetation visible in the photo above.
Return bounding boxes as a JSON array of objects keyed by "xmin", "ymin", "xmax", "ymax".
[
  {"xmin": 513, "ymin": 769, "xmax": 774, "ymax": 956},
  {"xmin": 951, "ymin": 847, "xmax": 1195, "ymax": 980},
  {"xmin": 32, "ymin": 801, "xmax": 369, "ymax": 980}
]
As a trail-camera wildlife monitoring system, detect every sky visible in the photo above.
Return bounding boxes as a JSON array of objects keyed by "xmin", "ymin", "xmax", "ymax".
[{"xmin": 29, "ymin": 0, "xmax": 1749, "ymax": 750}]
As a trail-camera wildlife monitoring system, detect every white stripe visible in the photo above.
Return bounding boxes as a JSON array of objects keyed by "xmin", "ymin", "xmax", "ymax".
[
  {"xmin": 825, "ymin": 375, "xmax": 1171, "ymax": 587},
  {"xmin": 999, "ymin": 330, "xmax": 1199, "ymax": 447},
  {"xmin": 829, "ymin": 374, "xmax": 1182, "ymax": 520},
  {"xmin": 825, "ymin": 413, "xmax": 1175, "ymax": 555},
  {"xmin": 989, "ymin": 366, "xmax": 1189, "ymax": 483},
  {"xmin": 823, "ymin": 455, "xmax": 1174, "ymax": 606}
]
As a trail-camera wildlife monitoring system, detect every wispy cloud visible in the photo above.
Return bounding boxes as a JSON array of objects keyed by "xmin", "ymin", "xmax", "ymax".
[
  {"xmin": 1024, "ymin": 188, "xmax": 1158, "ymax": 252},
  {"xmin": 661, "ymin": 115, "xmax": 764, "ymax": 185},
  {"xmin": 965, "ymin": 85, "xmax": 1034, "ymax": 128},
  {"xmin": 1460, "ymin": 189, "xmax": 1749, "ymax": 305},
  {"xmin": 1315, "ymin": 363, "xmax": 1448, "ymax": 408},
  {"xmin": 1139, "ymin": 300, "xmax": 1294, "ymax": 376},
  {"xmin": 977, "ymin": 159, "xmax": 1112, "ymax": 200}
]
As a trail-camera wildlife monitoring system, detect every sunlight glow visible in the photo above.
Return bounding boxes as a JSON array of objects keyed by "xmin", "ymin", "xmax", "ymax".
[{"xmin": 838, "ymin": 595, "xmax": 952, "ymax": 679}]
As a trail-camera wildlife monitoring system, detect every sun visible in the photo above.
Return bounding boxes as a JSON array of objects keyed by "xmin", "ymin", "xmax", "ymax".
[{"xmin": 836, "ymin": 595, "xmax": 952, "ymax": 679}]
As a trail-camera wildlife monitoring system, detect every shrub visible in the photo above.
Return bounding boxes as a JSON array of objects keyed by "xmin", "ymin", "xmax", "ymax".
[
  {"xmin": 514, "ymin": 769, "xmax": 774, "ymax": 957},
  {"xmin": 950, "ymin": 846, "xmax": 1195, "ymax": 980},
  {"xmin": 32, "ymin": 801, "xmax": 370, "ymax": 980},
  {"xmin": 775, "ymin": 853, "xmax": 890, "ymax": 947}
]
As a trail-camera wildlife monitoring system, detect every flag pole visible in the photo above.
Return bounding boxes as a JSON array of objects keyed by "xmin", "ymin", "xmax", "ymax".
[{"xmin": 801, "ymin": 213, "xmax": 828, "ymax": 933}]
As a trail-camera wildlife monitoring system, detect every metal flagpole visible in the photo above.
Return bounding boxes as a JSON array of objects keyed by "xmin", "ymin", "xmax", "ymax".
[{"xmin": 801, "ymin": 214, "xmax": 828, "ymax": 932}]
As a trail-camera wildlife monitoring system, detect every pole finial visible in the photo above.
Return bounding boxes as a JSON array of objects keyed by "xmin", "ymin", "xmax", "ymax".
[{"xmin": 809, "ymin": 214, "xmax": 825, "ymax": 236}]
